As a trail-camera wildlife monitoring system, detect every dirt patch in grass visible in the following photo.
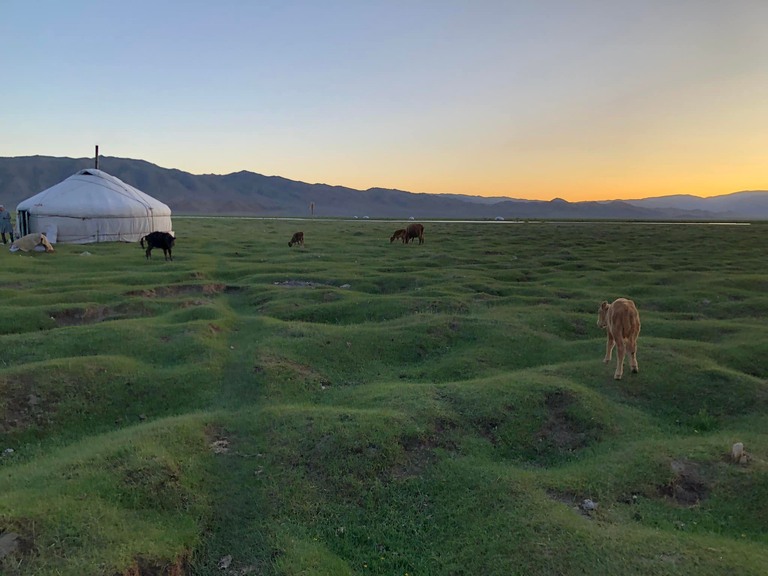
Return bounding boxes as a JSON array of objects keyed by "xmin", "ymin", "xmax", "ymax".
[
  {"xmin": 114, "ymin": 455, "xmax": 190, "ymax": 512},
  {"xmin": 659, "ymin": 459, "xmax": 710, "ymax": 506},
  {"xmin": 536, "ymin": 389, "xmax": 592, "ymax": 454},
  {"xmin": 0, "ymin": 518, "xmax": 37, "ymax": 571},
  {"xmin": 272, "ymin": 280, "xmax": 331, "ymax": 289},
  {"xmin": 50, "ymin": 303, "xmax": 154, "ymax": 327},
  {"xmin": 394, "ymin": 441, "xmax": 436, "ymax": 480},
  {"xmin": 204, "ymin": 425, "xmax": 232, "ymax": 455},
  {"xmin": 547, "ymin": 490, "xmax": 579, "ymax": 506},
  {"xmin": 473, "ymin": 405, "xmax": 514, "ymax": 446},
  {"xmin": 568, "ymin": 318, "xmax": 589, "ymax": 336},
  {"xmin": 178, "ymin": 299, "xmax": 214, "ymax": 309},
  {"xmin": 121, "ymin": 552, "xmax": 189, "ymax": 576},
  {"xmin": 0, "ymin": 374, "xmax": 57, "ymax": 434},
  {"xmin": 254, "ymin": 354, "xmax": 332, "ymax": 390},
  {"xmin": 546, "ymin": 490, "xmax": 599, "ymax": 519},
  {"xmin": 394, "ymin": 418, "xmax": 457, "ymax": 479},
  {"xmin": 126, "ymin": 284, "xmax": 229, "ymax": 298}
]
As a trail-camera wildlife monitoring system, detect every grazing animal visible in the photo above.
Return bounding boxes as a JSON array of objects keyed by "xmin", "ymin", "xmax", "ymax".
[
  {"xmin": 10, "ymin": 232, "xmax": 54, "ymax": 253},
  {"xmin": 405, "ymin": 223, "xmax": 425, "ymax": 244},
  {"xmin": 140, "ymin": 231, "xmax": 175, "ymax": 261},
  {"xmin": 288, "ymin": 231, "xmax": 304, "ymax": 247},
  {"xmin": 597, "ymin": 298, "xmax": 641, "ymax": 380},
  {"xmin": 390, "ymin": 228, "xmax": 407, "ymax": 243}
]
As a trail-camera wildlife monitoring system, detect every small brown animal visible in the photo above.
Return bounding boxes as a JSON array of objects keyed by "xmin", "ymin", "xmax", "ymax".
[
  {"xmin": 288, "ymin": 231, "xmax": 304, "ymax": 247},
  {"xmin": 405, "ymin": 223, "xmax": 424, "ymax": 244},
  {"xmin": 597, "ymin": 298, "xmax": 641, "ymax": 380},
  {"xmin": 390, "ymin": 228, "xmax": 407, "ymax": 243}
]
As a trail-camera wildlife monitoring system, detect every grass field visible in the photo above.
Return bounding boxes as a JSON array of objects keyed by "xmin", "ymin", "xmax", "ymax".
[{"xmin": 1, "ymin": 217, "xmax": 767, "ymax": 576}]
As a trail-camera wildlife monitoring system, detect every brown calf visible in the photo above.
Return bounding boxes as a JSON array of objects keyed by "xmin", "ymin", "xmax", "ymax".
[
  {"xmin": 405, "ymin": 223, "xmax": 424, "ymax": 244},
  {"xmin": 390, "ymin": 228, "xmax": 407, "ymax": 243},
  {"xmin": 597, "ymin": 298, "xmax": 641, "ymax": 380},
  {"xmin": 288, "ymin": 231, "xmax": 304, "ymax": 247}
]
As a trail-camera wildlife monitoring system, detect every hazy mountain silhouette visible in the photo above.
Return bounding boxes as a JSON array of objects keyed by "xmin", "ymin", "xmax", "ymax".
[
  {"xmin": 622, "ymin": 191, "xmax": 768, "ymax": 218},
  {"xmin": 1, "ymin": 155, "xmax": 765, "ymax": 219}
]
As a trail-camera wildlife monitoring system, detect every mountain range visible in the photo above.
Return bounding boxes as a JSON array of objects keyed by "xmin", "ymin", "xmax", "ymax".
[{"xmin": 1, "ymin": 155, "xmax": 766, "ymax": 220}]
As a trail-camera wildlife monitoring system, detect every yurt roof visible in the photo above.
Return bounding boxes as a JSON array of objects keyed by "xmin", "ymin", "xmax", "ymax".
[{"xmin": 16, "ymin": 169, "xmax": 171, "ymax": 217}]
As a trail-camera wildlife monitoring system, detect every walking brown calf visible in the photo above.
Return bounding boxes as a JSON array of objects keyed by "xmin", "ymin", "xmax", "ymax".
[{"xmin": 597, "ymin": 298, "xmax": 641, "ymax": 380}]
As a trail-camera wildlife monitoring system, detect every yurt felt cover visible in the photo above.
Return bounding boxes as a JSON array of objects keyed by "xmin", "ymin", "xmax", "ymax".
[{"xmin": 15, "ymin": 169, "xmax": 173, "ymax": 244}]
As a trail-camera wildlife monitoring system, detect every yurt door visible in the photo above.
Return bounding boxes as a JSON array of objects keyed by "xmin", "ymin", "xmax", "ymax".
[{"xmin": 17, "ymin": 209, "xmax": 30, "ymax": 237}]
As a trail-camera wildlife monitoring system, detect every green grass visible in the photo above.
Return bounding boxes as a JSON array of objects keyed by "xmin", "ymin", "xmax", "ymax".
[{"xmin": 1, "ymin": 218, "xmax": 768, "ymax": 575}]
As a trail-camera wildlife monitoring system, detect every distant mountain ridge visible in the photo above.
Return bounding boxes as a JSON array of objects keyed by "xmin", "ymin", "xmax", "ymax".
[{"xmin": 1, "ymin": 155, "xmax": 766, "ymax": 220}]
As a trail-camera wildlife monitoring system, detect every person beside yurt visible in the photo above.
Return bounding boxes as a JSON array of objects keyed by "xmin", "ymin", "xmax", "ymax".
[{"xmin": 0, "ymin": 205, "xmax": 12, "ymax": 244}]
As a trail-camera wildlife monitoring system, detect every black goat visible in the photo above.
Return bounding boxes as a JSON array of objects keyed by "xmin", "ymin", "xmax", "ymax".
[{"xmin": 140, "ymin": 231, "xmax": 175, "ymax": 261}]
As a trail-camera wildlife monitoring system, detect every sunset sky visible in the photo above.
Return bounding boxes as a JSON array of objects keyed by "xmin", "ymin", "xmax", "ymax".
[{"xmin": 2, "ymin": 1, "xmax": 766, "ymax": 201}]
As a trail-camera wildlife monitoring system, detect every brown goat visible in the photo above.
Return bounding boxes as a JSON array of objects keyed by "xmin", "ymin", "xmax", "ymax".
[
  {"xmin": 390, "ymin": 229, "xmax": 407, "ymax": 243},
  {"xmin": 288, "ymin": 231, "xmax": 304, "ymax": 247},
  {"xmin": 405, "ymin": 223, "xmax": 424, "ymax": 244},
  {"xmin": 597, "ymin": 298, "xmax": 641, "ymax": 380}
]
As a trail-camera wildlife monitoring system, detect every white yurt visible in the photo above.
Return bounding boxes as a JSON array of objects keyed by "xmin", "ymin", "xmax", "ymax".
[{"xmin": 15, "ymin": 168, "xmax": 173, "ymax": 244}]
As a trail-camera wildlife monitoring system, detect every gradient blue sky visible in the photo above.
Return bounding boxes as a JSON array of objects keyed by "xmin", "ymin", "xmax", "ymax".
[{"xmin": 2, "ymin": 1, "xmax": 767, "ymax": 200}]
